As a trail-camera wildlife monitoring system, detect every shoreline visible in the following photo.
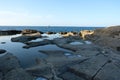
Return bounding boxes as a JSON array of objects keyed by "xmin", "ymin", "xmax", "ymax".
[{"xmin": 0, "ymin": 26, "xmax": 120, "ymax": 80}]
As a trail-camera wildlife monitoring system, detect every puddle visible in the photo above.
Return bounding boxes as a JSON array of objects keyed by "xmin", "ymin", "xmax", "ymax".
[
  {"xmin": 0, "ymin": 34, "xmax": 70, "ymax": 68},
  {"xmin": 36, "ymin": 77, "xmax": 47, "ymax": 80},
  {"xmin": 64, "ymin": 53, "xmax": 72, "ymax": 56},
  {"xmin": 84, "ymin": 41, "xmax": 92, "ymax": 44},
  {"xmin": 64, "ymin": 52, "xmax": 82, "ymax": 58},
  {"xmin": 42, "ymin": 33, "xmax": 62, "ymax": 40},
  {"xmin": 67, "ymin": 54, "xmax": 82, "ymax": 58},
  {"xmin": 69, "ymin": 41, "xmax": 84, "ymax": 45}
]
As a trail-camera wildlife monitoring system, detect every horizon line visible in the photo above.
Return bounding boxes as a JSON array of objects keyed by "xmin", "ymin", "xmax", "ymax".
[{"xmin": 0, "ymin": 25, "xmax": 106, "ymax": 27}]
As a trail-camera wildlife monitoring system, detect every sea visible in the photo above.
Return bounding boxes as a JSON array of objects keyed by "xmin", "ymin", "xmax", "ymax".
[{"xmin": 0, "ymin": 26, "xmax": 104, "ymax": 32}]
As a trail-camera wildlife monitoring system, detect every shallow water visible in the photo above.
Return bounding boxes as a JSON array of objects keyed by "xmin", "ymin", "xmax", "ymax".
[
  {"xmin": 69, "ymin": 41, "xmax": 84, "ymax": 45},
  {"xmin": 84, "ymin": 41, "xmax": 92, "ymax": 44},
  {"xmin": 36, "ymin": 77, "xmax": 47, "ymax": 80},
  {"xmin": 0, "ymin": 34, "xmax": 71, "ymax": 68},
  {"xmin": 30, "ymin": 33, "xmax": 62, "ymax": 42}
]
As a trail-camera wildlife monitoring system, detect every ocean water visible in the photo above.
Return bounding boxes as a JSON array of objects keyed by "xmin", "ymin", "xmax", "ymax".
[{"xmin": 0, "ymin": 26, "xmax": 104, "ymax": 32}]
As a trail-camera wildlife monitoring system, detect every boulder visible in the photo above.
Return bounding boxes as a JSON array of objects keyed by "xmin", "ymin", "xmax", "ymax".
[
  {"xmin": 21, "ymin": 29, "xmax": 42, "ymax": 36},
  {"xmin": 4, "ymin": 68, "xmax": 34, "ymax": 80},
  {"xmin": 79, "ymin": 30, "xmax": 94, "ymax": 39},
  {"xmin": 0, "ymin": 49, "xmax": 6, "ymax": 54},
  {"xmin": 61, "ymin": 32, "xmax": 78, "ymax": 37},
  {"xmin": 0, "ymin": 53, "xmax": 20, "ymax": 74},
  {"xmin": 22, "ymin": 29, "xmax": 38, "ymax": 35}
]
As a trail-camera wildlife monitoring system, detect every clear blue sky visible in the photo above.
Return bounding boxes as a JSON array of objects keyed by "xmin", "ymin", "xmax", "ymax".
[{"xmin": 0, "ymin": 0, "xmax": 119, "ymax": 26}]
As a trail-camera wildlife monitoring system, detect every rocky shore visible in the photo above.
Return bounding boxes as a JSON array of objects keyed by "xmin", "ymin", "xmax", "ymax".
[{"xmin": 0, "ymin": 26, "xmax": 120, "ymax": 80}]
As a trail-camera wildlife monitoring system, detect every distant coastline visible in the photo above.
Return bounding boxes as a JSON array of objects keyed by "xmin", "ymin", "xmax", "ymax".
[{"xmin": 0, "ymin": 26, "xmax": 104, "ymax": 32}]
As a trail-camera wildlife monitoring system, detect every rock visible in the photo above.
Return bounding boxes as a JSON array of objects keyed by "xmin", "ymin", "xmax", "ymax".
[
  {"xmin": 84, "ymin": 26, "xmax": 120, "ymax": 52},
  {"xmin": 94, "ymin": 61, "xmax": 120, "ymax": 80},
  {"xmin": 59, "ymin": 72, "xmax": 85, "ymax": 80},
  {"xmin": 46, "ymin": 32, "xmax": 56, "ymax": 34},
  {"xmin": 0, "ymin": 72, "xmax": 3, "ymax": 80},
  {"xmin": 39, "ymin": 50, "xmax": 86, "ymax": 71},
  {"xmin": 4, "ymin": 68, "xmax": 34, "ymax": 80},
  {"xmin": 61, "ymin": 32, "xmax": 77, "ymax": 37},
  {"xmin": 116, "ymin": 46, "xmax": 120, "ymax": 51},
  {"xmin": 22, "ymin": 29, "xmax": 39, "ymax": 35},
  {"xmin": 11, "ymin": 35, "xmax": 41, "ymax": 42},
  {"xmin": 0, "ymin": 49, "xmax": 6, "ymax": 54},
  {"xmin": 53, "ymin": 36, "xmax": 82, "ymax": 45},
  {"xmin": 23, "ymin": 39, "xmax": 52, "ymax": 48},
  {"xmin": 21, "ymin": 29, "xmax": 42, "ymax": 37},
  {"xmin": 71, "ymin": 31, "xmax": 78, "ymax": 35},
  {"xmin": 39, "ymin": 31, "xmax": 44, "ymax": 34},
  {"xmin": 68, "ymin": 54, "xmax": 109, "ymax": 80},
  {"xmin": 23, "ymin": 32, "xmax": 41, "ymax": 36},
  {"xmin": 26, "ymin": 64, "xmax": 52, "ymax": 79},
  {"xmin": 79, "ymin": 30, "xmax": 94, "ymax": 39},
  {"xmin": 75, "ymin": 50, "xmax": 100, "ymax": 58},
  {"xmin": 60, "ymin": 31, "xmax": 78, "ymax": 36},
  {"xmin": 59, "ymin": 32, "xmax": 68, "ymax": 35},
  {"xmin": 58, "ymin": 43, "xmax": 99, "ymax": 52},
  {"xmin": 93, "ymin": 26, "xmax": 120, "ymax": 37},
  {"xmin": 0, "ymin": 30, "xmax": 21, "ymax": 36},
  {"xmin": 39, "ymin": 50, "xmax": 67, "ymax": 57},
  {"xmin": 0, "ymin": 53, "xmax": 20, "ymax": 74}
]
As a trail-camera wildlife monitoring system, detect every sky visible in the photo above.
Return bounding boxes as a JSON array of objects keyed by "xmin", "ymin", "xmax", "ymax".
[{"xmin": 0, "ymin": 0, "xmax": 119, "ymax": 27}]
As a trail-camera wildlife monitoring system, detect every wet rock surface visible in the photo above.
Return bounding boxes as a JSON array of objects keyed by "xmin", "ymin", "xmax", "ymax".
[
  {"xmin": 59, "ymin": 72, "xmax": 85, "ymax": 80},
  {"xmin": 0, "ymin": 53, "xmax": 21, "ymax": 74},
  {"xmin": 0, "ymin": 53, "xmax": 34, "ymax": 80},
  {"xmin": 4, "ymin": 68, "xmax": 34, "ymax": 80}
]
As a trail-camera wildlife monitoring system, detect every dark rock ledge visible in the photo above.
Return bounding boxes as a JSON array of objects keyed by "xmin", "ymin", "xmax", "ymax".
[{"xmin": 0, "ymin": 52, "xmax": 34, "ymax": 80}]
